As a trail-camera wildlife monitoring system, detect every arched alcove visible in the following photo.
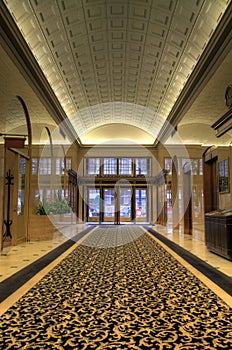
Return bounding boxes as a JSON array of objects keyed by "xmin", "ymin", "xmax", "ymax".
[{"xmin": 1, "ymin": 96, "xmax": 32, "ymax": 250}]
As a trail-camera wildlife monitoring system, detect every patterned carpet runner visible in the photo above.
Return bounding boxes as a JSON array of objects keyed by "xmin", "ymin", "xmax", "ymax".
[{"xmin": 0, "ymin": 226, "xmax": 231, "ymax": 349}]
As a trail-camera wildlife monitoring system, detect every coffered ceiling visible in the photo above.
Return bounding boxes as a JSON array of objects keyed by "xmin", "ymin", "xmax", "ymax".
[{"xmin": 1, "ymin": 0, "xmax": 232, "ymax": 146}]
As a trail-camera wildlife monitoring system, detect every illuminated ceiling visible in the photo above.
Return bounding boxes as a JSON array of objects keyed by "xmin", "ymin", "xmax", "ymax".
[{"xmin": 1, "ymin": 0, "xmax": 232, "ymax": 145}]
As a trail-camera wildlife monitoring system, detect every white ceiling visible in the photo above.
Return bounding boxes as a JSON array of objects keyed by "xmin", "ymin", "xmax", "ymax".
[{"xmin": 1, "ymin": 0, "xmax": 232, "ymax": 146}]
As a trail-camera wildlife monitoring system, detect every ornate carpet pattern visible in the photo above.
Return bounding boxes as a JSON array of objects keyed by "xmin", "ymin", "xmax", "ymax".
[
  {"xmin": 0, "ymin": 226, "xmax": 231, "ymax": 349},
  {"xmin": 0, "ymin": 225, "xmax": 95, "ymax": 302}
]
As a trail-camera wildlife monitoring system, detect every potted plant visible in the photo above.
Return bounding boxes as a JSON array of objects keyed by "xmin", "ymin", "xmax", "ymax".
[{"xmin": 29, "ymin": 193, "xmax": 72, "ymax": 240}]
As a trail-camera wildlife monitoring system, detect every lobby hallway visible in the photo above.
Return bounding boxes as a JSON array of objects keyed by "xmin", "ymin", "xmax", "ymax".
[{"xmin": 0, "ymin": 225, "xmax": 231, "ymax": 349}]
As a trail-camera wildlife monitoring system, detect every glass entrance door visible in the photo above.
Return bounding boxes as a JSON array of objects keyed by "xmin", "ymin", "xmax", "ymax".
[
  {"xmin": 87, "ymin": 188, "xmax": 100, "ymax": 222},
  {"xmin": 120, "ymin": 187, "xmax": 132, "ymax": 222},
  {"xmin": 103, "ymin": 188, "xmax": 116, "ymax": 222},
  {"xmin": 135, "ymin": 188, "xmax": 147, "ymax": 222},
  {"xmin": 87, "ymin": 186, "xmax": 149, "ymax": 224},
  {"xmin": 103, "ymin": 187, "xmax": 133, "ymax": 223}
]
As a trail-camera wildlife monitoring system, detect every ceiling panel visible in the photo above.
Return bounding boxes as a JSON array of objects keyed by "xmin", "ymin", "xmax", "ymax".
[{"xmin": 3, "ymin": 0, "xmax": 231, "ymax": 145}]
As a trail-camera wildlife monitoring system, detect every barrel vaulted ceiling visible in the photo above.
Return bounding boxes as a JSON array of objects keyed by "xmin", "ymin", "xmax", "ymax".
[{"xmin": 1, "ymin": 0, "xmax": 232, "ymax": 146}]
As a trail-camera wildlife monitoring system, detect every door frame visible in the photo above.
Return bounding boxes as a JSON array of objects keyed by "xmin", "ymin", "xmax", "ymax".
[
  {"xmin": 134, "ymin": 187, "xmax": 149, "ymax": 223},
  {"xmin": 10, "ymin": 148, "xmax": 30, "ymax": 245},
  {"xmin": 86, "ymin": 184, "xmax": 150, "ymax": 224},
  {"xmin": 102, "ymin": 187, "xmax": 118, "ymax": 223},
  {"xmin": 86, "ymin": 187, "xmax": 101, "ymax": 222},
  {"xmin": 118, "ymin": 186, "xmax": 133, "ymax": 223}
]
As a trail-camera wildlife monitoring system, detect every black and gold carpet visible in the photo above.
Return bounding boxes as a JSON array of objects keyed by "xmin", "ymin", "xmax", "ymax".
[{"xmin": 0, "ymin": 226, "xmax": 231, "ymax": 349}]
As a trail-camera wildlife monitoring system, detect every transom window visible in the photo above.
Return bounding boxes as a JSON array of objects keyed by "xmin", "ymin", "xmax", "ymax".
[
  {"xmin": 119, "ymin": 158, "xmax": 133, "ymax": 175},
  {"xmin": 38, "ymin": 158, "xmax": 51, "ymax": 175},
  {"xmin": 85, "ymin": 157, "xmax": 151, "ymax": 176},
  {"xmin": 32, "ymin": 157, "xmax": 71, "ymax": 175},
  {"xmin": 103, "ymin": 158, "xmax": 117, "ymax": 175},
  {"xmin": 136, "ymin": 158, "xmax": 150, "ymax": 176},
  {"xmin": 86, "ymin": 158, "xmax": 100, "ymax": 175},
  {"xmin": 165, "ymin": 157, "xmax": 203, "ymax": 176},
  {"xmin": 55, "ymin": 158, "xmax": 72, "ymax": 174}
]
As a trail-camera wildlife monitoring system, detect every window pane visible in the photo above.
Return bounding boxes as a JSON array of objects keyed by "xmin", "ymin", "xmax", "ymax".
[
  {"xmin": 87, "ymin": 158, "xmax": 100, "ymax": 175},
  {"xmin": 136, "ymin": 189, "xmax": 147, "ymax": 218},
  {"xmin": 66, "ymin": 158, "xmax": 71, "ymax": 170},
  {"xmin": 164, "ymin": 158, "xmax": 172, "ymax": 175},
  {"xmin": 120, "ymin": 188, "xmax": 132, "ymax": 218},
  {"xmin": 192, "ymin": 159, "xmax": 198, "ymax": 175},
  {"xmin": 119, "ymin": 158, "xmax": 132, "ymax": 175},
  {"xmin": 17, "ymin": 157, "xmax": 26, "ymax": 215},
  {"xmin": 88, "ymin": 189, "xmax": 100, "ymax": 218},
  {"xmin": 182, "ymin": 158, "xmax": 190, "ymax": 168},
  {"xmin": 55, "ymin": 158, "xmax": 62, "ymax": 175},
  {"xmin": 32, "ymin": 158, "xmax": 37, "ymax": 174},
  {"xmin": 103, "ymin": 158, "xmax": 117, "ymax": 175},
  {"xmin": 199, "ymin": 159, "xmax": 203, "ymax": 175},
  {"xmin": 136, "ymin": 158, "xmax": 150, "ymax": 176},
  {"xmin": 39, "ymin": 158, "xmax": 51, "ymax": 175},
  {"xmin": 104, "ymin": 189, "xmax": 115, "ymax": 216}
]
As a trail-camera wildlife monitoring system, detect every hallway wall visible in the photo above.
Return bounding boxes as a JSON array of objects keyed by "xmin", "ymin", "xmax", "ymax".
[{"xmin": 0, "ymin": 137, "xmax": 231, "ymax": 246}]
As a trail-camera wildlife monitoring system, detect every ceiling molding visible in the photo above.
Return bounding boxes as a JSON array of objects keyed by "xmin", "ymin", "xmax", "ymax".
[
  {"xmin": 153, "ymin": 1, "xmax": 232, "ymax": 147},
  {"xmin": 0, "ymin": 1, "xmax": 81, "ymax": 146}
]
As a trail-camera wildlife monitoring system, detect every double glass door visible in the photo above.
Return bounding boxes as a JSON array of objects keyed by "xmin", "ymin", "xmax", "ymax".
[
  {"xmin": 103, "ymin": 188, "xmax": 132, "ymax": 223},
  {"xmin": 87, "ymin": 187, "xmax": 148, "ymax": 223}
]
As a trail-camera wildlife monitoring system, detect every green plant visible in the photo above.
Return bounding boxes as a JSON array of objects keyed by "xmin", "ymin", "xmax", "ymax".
[
  {"xmin": 35, "ymin": 194, "xmax": 72, "ymax": 215},
  {"xmin": 49, "ymin": 197, "xmax": 72, "ymax": 214},
  {"xmin": 35, "ymin": 199, "xmax": 50, "ymax": 215}
]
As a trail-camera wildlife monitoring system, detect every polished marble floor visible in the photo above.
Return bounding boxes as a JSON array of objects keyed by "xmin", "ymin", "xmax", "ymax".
[
  {"xmin": 154, "ymin": 222, "xmax": 232, "ymax": 278},
  {"xmin": 0, "ymin": 224, "xmax": 90, "ymax": 282},
  {"xmin": 0, "ymin": 222, "xmax": 231, "ymax": 284}
]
